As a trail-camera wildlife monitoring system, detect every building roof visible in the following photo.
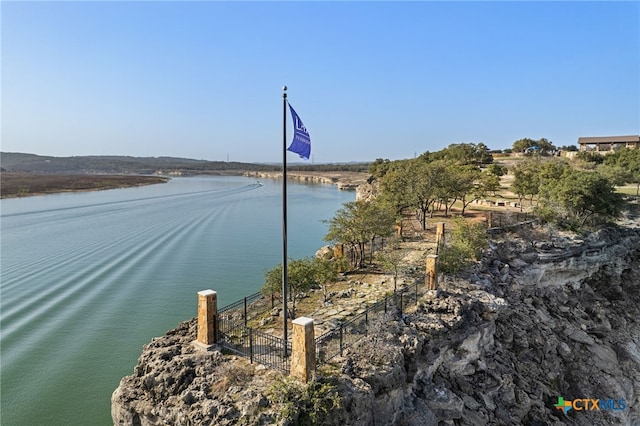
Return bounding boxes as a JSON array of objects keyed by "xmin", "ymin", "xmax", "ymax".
[{"xmin": 578, "ymin": 135, "xmax": 640, "ymax": 144}]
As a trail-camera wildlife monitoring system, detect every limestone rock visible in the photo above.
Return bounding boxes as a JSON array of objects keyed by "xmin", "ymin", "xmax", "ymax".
[{"xmin": 112, "ymin": 226, "xmax": 640, "ymax": 426}]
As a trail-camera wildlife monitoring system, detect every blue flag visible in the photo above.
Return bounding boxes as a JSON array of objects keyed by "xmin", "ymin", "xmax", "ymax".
[{"xmin": 287, "ymin": 104, "xmax": 311, "ymax": 160}]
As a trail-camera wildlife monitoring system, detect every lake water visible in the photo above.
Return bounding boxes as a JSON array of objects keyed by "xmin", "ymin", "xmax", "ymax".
[{"xmin": 0, "ymin": 176, "xmax": 354, "ymax": 426}]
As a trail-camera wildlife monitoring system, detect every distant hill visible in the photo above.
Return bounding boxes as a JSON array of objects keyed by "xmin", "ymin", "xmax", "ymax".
[
  {"xmin": 0, "ymin": 153, "xmax": 371, "ymax": 175},
  {"xmin": 0, "ymin": 152, "xmax": 278, "ymax": 174}
]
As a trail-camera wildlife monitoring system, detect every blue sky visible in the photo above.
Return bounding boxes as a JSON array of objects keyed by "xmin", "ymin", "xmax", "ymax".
[{"xmin": 2, "ymin": 1, "xmax": 639, "ymax": 164}]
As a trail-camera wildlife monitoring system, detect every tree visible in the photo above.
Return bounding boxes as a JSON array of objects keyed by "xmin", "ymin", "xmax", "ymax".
[
  {"xmin": 432, "ymin": 143, "xmax": 493, "ymax": 165},
  {"xmin": 513, "ymin": 138, "xmax": 538, "ymax": 153},
  {"xmin": 480, "ymin": 171, "xmax": 501, "ymax": 196},
  {"xmin": 513, "ymin": 138, "xmax": 556, "ymax": 155},
  {"xmin": 423, "ymin": 160, "xmax": 451, "ymax": 218},
  {"xmin": 324, "ymin": 199, "xmax": 397, "ymax": 268},
  {"xmin": 412, "ymin": 159, "xmax": 441, "ymax": 228},
  {"xmin": 575, "ymin": 151, "xmax": 605, "ymax": 165},
  {"xmin": 442, "ymin": 164, "xmax": 483, "ymax": 216},
  {"xmin": 486, "ymin": 163, "xmax": 508, "ymax": 177},
  {"xmin": 438, "ymin": 217, "xmax": 488, "ymax": 274},
  {"xmin": 368, "ymin": 158, "xmax": 392, "ymax": 180},
  {"xmin": 511, "ymin": 160, "xmax": 542, "ymax": 209},
  {"xmin": 313, "ymin": 258, "xmax": 338, "ymax": 303},
  {"xmin": 538, "ymin": 158, "xmax": 571, "ymax": 182},
  {"xmin": 374, "ymin": 239, "xmax": 404, "ymax": 291},
  {"xmin": 378, "ymin": 160, "xmax": 418, "ymax": 235},
  {"xmin": 433, "ymin": 161, "xmax": 461, "ymax": 216},
  {"xmin": 603, "ymin": 147, "xmax": 640, "ymax": 195},
  {"xmin": 598, "ymin": 164, "xmax": 632, "ymax": 186},
  {"xmin": 262, "ymin": 256, "xmax": 339, "ymax": 317},
  {"xmin": 539, "ymin": 169, "xmax": 624, "ymax": 227},
  {"xmin": 536, "ymin": 138, "xmax": 556, "ymax": 155}
]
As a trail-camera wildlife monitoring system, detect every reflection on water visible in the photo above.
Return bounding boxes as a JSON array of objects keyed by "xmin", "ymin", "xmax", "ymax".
[{"xmin": 0, "ymin": 176, "xmax": 353, "ymax": 426}]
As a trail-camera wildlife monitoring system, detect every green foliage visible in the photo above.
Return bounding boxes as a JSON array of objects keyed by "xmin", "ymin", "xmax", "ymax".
[
  {"xmin": 597, "ymin": 164, "xmax": 632, "ymax": 186},
  {"xmin": 1, "ymin": 152, "xmax": 283, "ymax": 174},
  {"xmin": 603, "ymin": 147, "xmax": 640, "ymax": 195},
  {"xmin": 451, "ymin": 164, "xmax": 483, "ymax": 216},
  {"xmin": 431, "ymin": 143, "xmax": 493, "ymax": 165},
  {"xmin": 480, "ymin": 172, "xmax": 501, "ymax": 196},
  {"xmin": 532, "ymin": 204, "xmax": 558, "ymax": 225},
  {"xmin": 324, "ymin": 199, "xmax": 397, "ymax": 267},
  {"xmin": 1, "ymin": 152, "xmax": 372, "ymax": 176},
  {"xmin": 262, "ymin": 263, "xmax": 284, "ymax": 297},
  {"xmin": 575, "ymin": 151, "xmax": 604, "ymax": 164},
  {"xmin": 262, "ymin": 257, "xmax": 339, "ymax": 315},
  {"xmin": 314, "ymin": 257, "xmax": 339, "ymax": 285},
  {"xmin": 486, "ymin": 164, "xmax": 508, "ymax": 177},
  {"xmin": 538, "ymin": 158, "xmax": 571, "ymax": 182},
  {"xmin": 374, "ymin": 239, "xmax": 404, "ymax": 290},
  {"xmin": 512, "ymin": 138, "xmax": 556, "ymax": 155},
  {"xmin": 511, "ymin": 158, "xmax": 570, "ymax": 207},
  {"xmin": 539, "ymin": 169, "xmax": 624, "ymax": 227},
  {"xmin": 288, "ymin": 163, "xmax": 371, "ymax": 173},
  {"xmin": 438, "ymin": 218, "xmax": 488, "ymax": 274},
  {"xmin": 267, "ymin": 377, "xmax": 342, "ymax": 426},
  {"xmin": 368, "ymin": 158, "xmax": 392, "ymax": 179},
  {"xmin": 511, "ymin": 159, "xmax": 542, "ymax": 205},
  {"xmin": 314, "ymin": 257, "xmax": 339, "ymax": 302},
  {"xmin": 450, "ymin": 217, "xmax": 488, "ymax": 259},
  {"xmin": 378, "ymin": 159, "xmax": 419, "ymax": 214},
  {"xmin": 438, "ymin": 244, "xmax": 471, "ymax": 275}
]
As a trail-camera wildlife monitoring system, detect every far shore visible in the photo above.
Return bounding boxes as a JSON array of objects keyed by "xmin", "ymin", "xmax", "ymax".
[
  {"xmin": 0, "ymin": 173, "xmax": 169, "ymax": 199},
  {"xmin": 243, "ymin": 170, "xmax": 370, "ymax": 190},
  {"xmin": 0, "ymin": 170, "xmax": 370, "ymax": 199}
]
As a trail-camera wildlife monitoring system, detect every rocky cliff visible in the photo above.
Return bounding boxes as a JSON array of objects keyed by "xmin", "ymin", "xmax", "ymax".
[
  {"xmin": 112, "ymin": 225, "xmax": 640, "ymax": 425},
  {"xmin": 243, "ymin": 171, "xmax": 369, "ymax": 191}
]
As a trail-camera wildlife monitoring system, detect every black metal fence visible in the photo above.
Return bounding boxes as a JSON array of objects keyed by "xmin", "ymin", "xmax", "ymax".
[
  {"xmin": 218, "ymin": 291, "xmax": 273, "ymax": 328},
  {"xmin": 216, "ymin": 280, "xmax": 424, "ymax": 373},
  {"xmin": 315, "ymin": 281, "xmax": 421, "ymax": 365},
  {"xmin": 218, "ymin": 292, "xmax": 291, "ymax": 373},
  {"xmin": 219, "ymin": 326, "xmax": 291, "ymax": 374},
  {"xmin": 488, "ymin": 211, "xmax": 534, "ymax": 229}
]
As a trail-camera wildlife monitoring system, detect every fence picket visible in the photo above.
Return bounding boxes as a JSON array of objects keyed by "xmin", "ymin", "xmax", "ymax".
[{"xmin": 217, "ymin": 281, "xmax": 423, "ymax": 373}]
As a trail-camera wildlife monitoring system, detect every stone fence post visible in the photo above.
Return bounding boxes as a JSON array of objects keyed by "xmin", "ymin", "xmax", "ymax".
[
  {"xmin": 426, "ymin": 255, "xmax": 438, "ymax": 290},
  {"xmin": 196, "ymin": 289, "xmax": 218, "ymax": 346},
  {"xmin": 333, "ymin": 244, "xmax": 345, "ymax": 272},
  {"xmin": 435, "ymin": 222, "xmax": 445, "ymax": 252},
  {"xmin": 291, "ymin": 317, "xmax": 315, "ymax": 382}
]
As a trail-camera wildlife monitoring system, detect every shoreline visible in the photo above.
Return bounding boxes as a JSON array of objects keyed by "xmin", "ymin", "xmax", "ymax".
[
  {"xmin": 0, "ymin": 170, "xmax": 370, "ymax": 199},
  {"xmin": 243, "ymin": 170, "xmax": 369, "ymax": 190},
  {"xmin": 0, "ymin": 173, "xmax": 169, "ymax": 199},
  {"xmin": 112, "ymin": 224, "xmax": 640, "ymax": 425}
]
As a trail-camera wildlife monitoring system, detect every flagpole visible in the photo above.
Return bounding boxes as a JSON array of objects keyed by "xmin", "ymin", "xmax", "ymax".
[{"xmin": 282, "ymin": 85, "xmax": 288, "ymax": 358}]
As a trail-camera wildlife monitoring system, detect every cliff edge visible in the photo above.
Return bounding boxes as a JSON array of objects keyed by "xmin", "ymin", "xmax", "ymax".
[{"xmin": 112, "ymin": 226, "xmax": 640, "ymax": 425}]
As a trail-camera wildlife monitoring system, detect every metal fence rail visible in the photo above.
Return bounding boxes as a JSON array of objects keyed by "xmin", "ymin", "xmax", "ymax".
[
  {"xmin": 315, "ymin": 281, "xmax": 421, "ymax": 364},
  {"xmin": 218, "ymin": 292, "xmax": 275, "ymax": 333},
  {"xmin": 219, "ymin": 324, "xmax": 291, "ymax": 374},
  {"xmin": 216, "ymin": 280, "xmax": 422, "ymax": 374}
]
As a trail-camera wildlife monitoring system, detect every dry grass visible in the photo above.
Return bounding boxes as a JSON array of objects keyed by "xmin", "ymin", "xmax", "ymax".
[{"xmin": 1, "ymin": 172, "xmax": 168, "ymax": 198}]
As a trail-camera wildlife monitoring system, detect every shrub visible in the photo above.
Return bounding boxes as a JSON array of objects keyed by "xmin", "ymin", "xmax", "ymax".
[
  {"xmin": 210, "ymin": 361, "xmax": 253, "ymax": 394},
  {"xmin": 438, "ymin": 217, "xmax": 488, "ymax": 274},
  {"xmin": 267, "ymin": 377, "xmax": 341, "ymax": 425}
]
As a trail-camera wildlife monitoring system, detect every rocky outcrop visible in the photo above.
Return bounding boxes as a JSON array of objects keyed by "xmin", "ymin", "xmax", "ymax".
[
  {"xmin": 243, "ymin": 171, "xmax": 369, "ymax": 191},
  {"xmin": 112, "ymin": 226, "xmax": 640, "ymax": 425},
  {"xmin": 355, "ymin": 180, "xmax": 378, "ymax": 202}
]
